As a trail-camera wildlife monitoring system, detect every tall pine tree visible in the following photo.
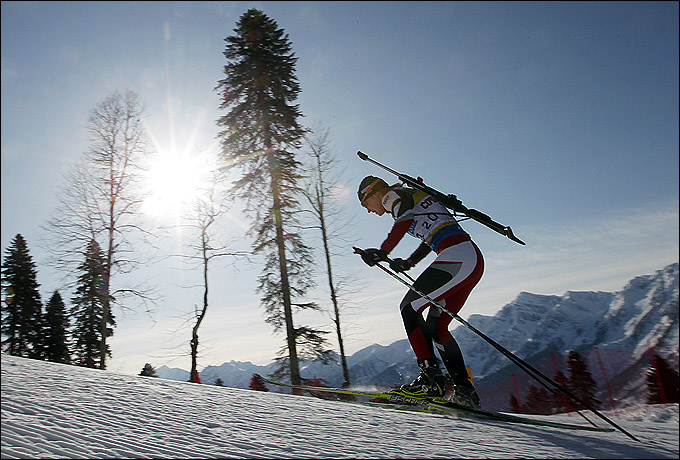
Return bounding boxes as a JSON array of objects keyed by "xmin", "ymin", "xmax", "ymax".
[
  {"xmin": 216, "ymin": 8, "xmax": 323, "ymax": 385},
  {"xmin": 646, "ymin": 351, "xmax": 679, "ymax": 404},
  {"xmin": 567, "ymin": 350, "xmax": 601, "ymax": 410},
  {"xmin": 1, "ymin": 234, "xmax": 45, "ymax": 358},
  {"xmin": 551, "ymin": 369, "xmax": 572, "ymax": 413},
  {"xmin": 44, "ymin": 291, "xmax": 71, "ymax": 364},
  {"xmin": 508, "ymin": 393, "xmax": 522, "ymax": 413},
  {"xmin": 523, "ymin": 384, "xmax": 554, "ymax": 415},
  {"xmin": 71, "ymin": 239, "xmax": 114, "ymax": 368}
]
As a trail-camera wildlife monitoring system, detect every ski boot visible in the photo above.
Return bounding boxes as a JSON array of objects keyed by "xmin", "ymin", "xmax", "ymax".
[
  {"xmin": 390, "ymin": 364, "xmax": 446, "ymax": 399},
  {"xmin": 444, "ymin": 376, "xmax": 481, "ymax": 409}
]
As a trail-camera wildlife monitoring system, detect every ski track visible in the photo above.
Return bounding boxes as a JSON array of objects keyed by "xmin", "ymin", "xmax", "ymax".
[{"xmin": 1, "ymin": 355, "xmax": 678, "ymax": 459}]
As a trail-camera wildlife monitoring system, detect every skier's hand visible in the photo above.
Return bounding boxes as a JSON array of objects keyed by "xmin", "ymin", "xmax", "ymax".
[
  {"xmin": 361, "ymin": 248, "xmax": 388, "ymax": 266},
  {"xmin": 389, "ymin": 258, "xmax": 412, "ymax": 273}
]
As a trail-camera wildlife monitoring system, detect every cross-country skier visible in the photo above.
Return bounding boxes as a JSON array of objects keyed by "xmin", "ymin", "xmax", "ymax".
[{"xmin": 357, "ymin": 175, "xmax": 483, "ymax": 408}]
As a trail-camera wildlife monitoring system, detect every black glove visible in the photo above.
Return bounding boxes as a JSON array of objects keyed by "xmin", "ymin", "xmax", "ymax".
[
  {"xmin": 361, "ymin": 248, "xmax": 388, "ymax": 266},
  {"xmin": 389, "ymin": 258, "xmax": 412, "ymax": 273}
]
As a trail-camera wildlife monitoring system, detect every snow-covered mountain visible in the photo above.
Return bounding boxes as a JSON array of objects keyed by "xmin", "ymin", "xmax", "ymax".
[
  {"xmin": 459, "ymin": 263, "xmax": 677, "ymax": 375},
  {"xmin": 158, "ymin": 262, "xmax": 678, "ymax": 410},
  {"xmin": 157, "ymin": 340, "xmax": 418, "ymax": 389},
  {"xmin": 453, "ymin": 262, "xmax": 678, "ymax": 409}
]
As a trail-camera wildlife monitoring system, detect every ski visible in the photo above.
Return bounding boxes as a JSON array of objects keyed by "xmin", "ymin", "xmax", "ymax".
[{"xmin": 261, "ymin": 377, "xmax": 615, "ymax": 433}]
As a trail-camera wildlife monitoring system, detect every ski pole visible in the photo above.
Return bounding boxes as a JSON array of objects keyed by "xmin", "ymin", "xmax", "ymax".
[
  {"xmin": 355, "ymin": 247, "xmax": 573, "ymax": 406},
  {"xmin": 353, "ymin": 247, "xmax": 641, "ymax": 442},
  {"xmin": 393, "ymin": 264, "xmax": 591, "ymax": 419}
]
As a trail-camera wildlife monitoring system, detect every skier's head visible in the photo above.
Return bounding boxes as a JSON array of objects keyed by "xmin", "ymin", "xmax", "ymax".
[{"xmin": 358, "ymin": 176, "xmax": 388, "ymax": 204}]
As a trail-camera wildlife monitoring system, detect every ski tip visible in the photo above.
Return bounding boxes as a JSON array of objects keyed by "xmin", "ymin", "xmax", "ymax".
[{"xmin": 357, "ymin": 151, "xmax": 369, "ymax": 160}]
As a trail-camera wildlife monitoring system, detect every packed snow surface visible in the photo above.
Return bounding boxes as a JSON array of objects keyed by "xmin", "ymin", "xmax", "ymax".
[{"xmin": 1, "ymin": 354, "xmax": 678, "ymax": 459}]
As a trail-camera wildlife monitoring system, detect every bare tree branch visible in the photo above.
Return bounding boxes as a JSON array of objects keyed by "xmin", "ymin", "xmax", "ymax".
[{"xmin": 41, "ymin": 90, "xmax": 156, "ymax": 368}]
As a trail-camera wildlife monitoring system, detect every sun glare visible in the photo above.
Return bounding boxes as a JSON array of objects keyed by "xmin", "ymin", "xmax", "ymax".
[{"xmin": 141, "ymin": 151, "xmax": 214, "ymax": 217}]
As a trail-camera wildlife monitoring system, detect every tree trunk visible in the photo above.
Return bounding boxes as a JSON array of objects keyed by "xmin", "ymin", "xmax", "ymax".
[
  {"xmin": 320, "ymin": 212, "xmax": 350, "ymax": 387},
  {"xmin": 190, "ymin": 231, "xmax": 210, "ymax": 383},
  {"xmin": 268, "ymin": 151, "xmax": 301, "ymax": 385}
]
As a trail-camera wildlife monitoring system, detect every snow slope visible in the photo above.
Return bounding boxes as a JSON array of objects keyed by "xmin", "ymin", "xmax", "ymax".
[{"xmin": 1, "ymin": 354, "xmax": 678, "ymax": 459}]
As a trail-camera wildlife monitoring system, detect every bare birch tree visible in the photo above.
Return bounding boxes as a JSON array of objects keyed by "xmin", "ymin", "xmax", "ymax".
[
  {"xmin": 43, "ymin": 89, "xmax": 153, "ymax": 369},
  {"xmin": 301, "ymin": 126, "xmax": 355, "ymax": 387}
]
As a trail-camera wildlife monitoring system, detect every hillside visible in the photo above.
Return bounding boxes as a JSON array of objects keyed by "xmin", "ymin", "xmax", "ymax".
[{"xmin": 1, "ymin": 354, "xmax": 678, "ymax": 459}]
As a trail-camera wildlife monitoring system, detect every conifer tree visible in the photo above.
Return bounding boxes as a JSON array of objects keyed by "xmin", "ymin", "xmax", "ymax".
[
  {"xmin": 44, "ymin": 291, "xmax": 71, "ymax": 364},
  {"xmin": 1, "ymin": 234, "xmax": 45, "ymax": 358},
  {"xmin": 566, "ymin": 350, "xmax": 601, "ymax": 410},
  {"xmin": 216, "ymin": 8, "xmax": 321, "ymax": 385},
  {"xmin": 140, "ymin": 363, "xmax": 158, "ymax": 377},
  {"xmin": 508, "ymin": 393, "xmax": 522, "ymax": 413},
  {"xmin": 250, "ymin": 374, "xmax": 269, "ymax": 392},
  {"xmin": 71, "ymin": 239, "xmax": 113, "ymax": 368},
  {"xmin": 551, "ymin": 369, "xmax": 572, "ymax": 413},
  {"xmin": 646, "ymin": 352, "xmax": 679, "ymax": 404},
  {"xmin": 524, "ymin": 384, "xmax": 554, "ymax": 415}
]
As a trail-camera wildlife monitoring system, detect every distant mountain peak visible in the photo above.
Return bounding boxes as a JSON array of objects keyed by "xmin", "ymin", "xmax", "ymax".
[{"xmin": 156, "ymin": 262, "xmax": 678, "ymax": 411}]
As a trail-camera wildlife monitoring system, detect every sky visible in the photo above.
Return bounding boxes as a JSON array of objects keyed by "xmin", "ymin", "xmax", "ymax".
[
  {"xmin": 2, "ymin": 354, "xmax": 679, "ymax": 459},
  {"xmin": 1, "ymin": 2, "xmax": 678, "ymax": 376}
]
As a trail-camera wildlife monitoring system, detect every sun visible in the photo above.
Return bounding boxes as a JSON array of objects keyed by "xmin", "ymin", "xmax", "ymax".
[{"xmin": 141, "ymin": 150, "xmax": 215, "ymax": 217}]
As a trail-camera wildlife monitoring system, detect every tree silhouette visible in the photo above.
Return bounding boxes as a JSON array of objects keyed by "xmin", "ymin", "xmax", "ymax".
[
  {"xmin": 300, "ymin": 126, "xmax": 356, "ymax": 387},
  {"xmin": 508, "ymin": 393, "xmax": 522, "ymax": 413},
  {"xmin": 250, "ymin": 374, "xmax": 269, "ymax": 392},
  {"xmin": 140, "ymin": 363, "xmax": 158, "ymax": 377},
  {"xmin": 44, "ymin": 291, "xmax": 71, "ymax": 364},
  {"xmin": 1, "ymin": 234, "xmax": 45, "ymax": 358},
  {"xmin": 646, "ymin": 351, "xmax": 679, "ymax": 404},
  {"xmin": 566, "ymin": 350, "xmax": 601, "ymax": 410},
  {"xmin": 524, "ymin": 384, "xmax": 554, "ymax": 415},
  {"xmin": 43, "ymin": 90, "xmax": 154, "ymax": 369},
  {"xmin": 71, "ymin": 239, "xmax": 112, "ymax": 369},
  {"xmin": 177, "ymin": 170, "xmax": 245, "ymax": 390},
  {"xmin": 551, "ymin": 369, "xmax": 572, "ymax": 413},
  {"xmin": 216, "ymin": 8, "xmax": 318, "ymax": 386}
]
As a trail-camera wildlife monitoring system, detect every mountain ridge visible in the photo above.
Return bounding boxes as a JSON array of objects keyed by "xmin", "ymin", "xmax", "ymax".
[{"xmin": 157, "ymin": 262, "xmax": 678, "ymax": 410}]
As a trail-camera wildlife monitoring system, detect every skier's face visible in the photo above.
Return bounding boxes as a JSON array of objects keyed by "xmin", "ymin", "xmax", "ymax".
[{"xmin": 362, "ymin": 192, "xmax": 386, "ymax": 216}]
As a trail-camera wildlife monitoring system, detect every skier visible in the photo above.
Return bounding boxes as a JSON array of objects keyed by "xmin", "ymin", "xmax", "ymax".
[{"xmin": 357, "ymin": 175, "xmax": 483, "ymax": 408}]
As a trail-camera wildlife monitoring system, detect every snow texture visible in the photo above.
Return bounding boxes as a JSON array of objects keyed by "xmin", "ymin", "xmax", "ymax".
[{"xmin": 1, "ymin": 354, "xmax": 678, "ymax": 459}]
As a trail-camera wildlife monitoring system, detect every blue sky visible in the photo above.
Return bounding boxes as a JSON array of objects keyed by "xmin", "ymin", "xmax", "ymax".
[{"xmin": 1, "ymin": 2, "xmax": 678, "ymax": 375}]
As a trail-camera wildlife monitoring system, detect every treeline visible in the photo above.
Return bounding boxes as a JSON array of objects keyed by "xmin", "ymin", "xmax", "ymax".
[
  {"xmin": 508, "ymin": 350, "xmax": 679, "ymax": 414},
  {"xmin": 2, "ymin": 234, "xmax": 111, "ymax": 368}
]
